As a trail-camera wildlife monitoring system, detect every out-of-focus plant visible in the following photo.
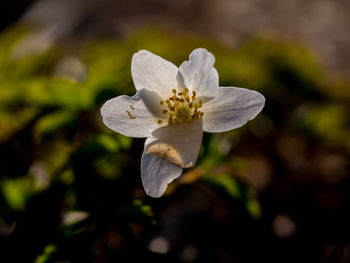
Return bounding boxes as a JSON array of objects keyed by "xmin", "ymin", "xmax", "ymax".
[{"xmin": 0, "ymin": 26, "xmax": 349, "ymax": 262}]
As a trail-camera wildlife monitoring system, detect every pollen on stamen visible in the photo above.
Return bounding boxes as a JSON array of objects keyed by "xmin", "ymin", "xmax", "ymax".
[
  {"xmin": 158, "ymin": 87, "xmax": 204, "ymax": 126},
  {"xmin": 126, "ymin": 110, "xmax": 136, "ymax": 119}
]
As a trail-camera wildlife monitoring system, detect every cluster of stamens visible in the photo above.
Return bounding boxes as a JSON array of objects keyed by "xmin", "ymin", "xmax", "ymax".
[{"xmin": 157, "ymin": 87, "xmax": 204, "ymax": 126}]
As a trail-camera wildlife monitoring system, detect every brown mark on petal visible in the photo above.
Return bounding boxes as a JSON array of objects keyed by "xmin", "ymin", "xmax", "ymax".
[
  {"xmin": 130, "ymin": 105, "xmax": 135, "ymax": 110},
  {"xmin": 126, "ymin": 110, "xmax": 136, "ymax": 119},
  {"xmin": 146, "ymin": 142, "xmax": 192, "ymax": 168}
]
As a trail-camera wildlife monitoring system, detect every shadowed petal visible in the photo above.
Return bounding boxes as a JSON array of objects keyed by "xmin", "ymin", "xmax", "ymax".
[
  {"xmin": 202, "ymin": 87, "xmax": 265, "ymax": 133},
  {"xmin": 141, "ymin": 151, "xmax": 183, "ymax": 198},
  {"xmin": 148, "ymin": 119, "xmax": 203, "ymax": 168},
  {"xmin": 138, "ymin": 89, "xmax": 165, "ymax": 118},
  {"xmin": 140, "ymin": 119, "xmax": 203, "ymax": 197}
]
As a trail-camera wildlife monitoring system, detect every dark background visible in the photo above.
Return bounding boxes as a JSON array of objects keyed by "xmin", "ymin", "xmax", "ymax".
[{"xmin": 0, "ymin": 0, "xmax": 349, "ymax": 262}]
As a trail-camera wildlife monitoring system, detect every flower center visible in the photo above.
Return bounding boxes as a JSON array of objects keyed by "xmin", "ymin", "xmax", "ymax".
[
  {"xmin": 175, "ymin": 106, "xmax": 191, "ymax": 121},
  {"xmin": 157, "ymin": 87, "xmax": 203, "ymax": 126}
]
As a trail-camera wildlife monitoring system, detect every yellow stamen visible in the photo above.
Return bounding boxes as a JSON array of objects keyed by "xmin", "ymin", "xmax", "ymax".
[
  {"xmin": 156, "ymin": 87, "xmax": 204, "ymax": 125},
  {"xmin": 126, "ymin": 110, "xmax": 136, "ymax": 119}
]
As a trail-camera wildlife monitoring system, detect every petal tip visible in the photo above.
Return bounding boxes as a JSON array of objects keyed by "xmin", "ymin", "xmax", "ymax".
[
  {"xmin": 192, "ymin": 47, "xmax": 209, "ymax": 54},
  {"xmin": 100, "ymin": 98, "xmax": 114, "ymax": 121},
  {"xmin": 190, "ymin": 48, "xmax": 215, "ymax": 63},
  {"xmin": 141, "ymin": 152, "xmax": 183, "ymax": 198},
  {"xmin": 134, "ymin": 49, "xmax": 150, "ymax": 56},
  {"xmin": 132, "ymin": 50, "xmax": 150, "ymax": 63}
]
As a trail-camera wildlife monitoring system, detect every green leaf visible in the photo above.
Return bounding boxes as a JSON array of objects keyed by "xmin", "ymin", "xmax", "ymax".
[
  {"xmin": 1, "ymin": 176, "xmax": 34, "ymax": 211},
  {"xmin": 34, "ymin": 244, "xmax": 57, "ymax": 263},
  {"xmin": 203, "ymin": 173, "xmax": 240, "ymax": 198}
]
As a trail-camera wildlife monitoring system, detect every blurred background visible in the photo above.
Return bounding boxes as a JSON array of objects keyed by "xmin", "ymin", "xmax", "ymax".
[{"xmin": 0, "ymin": 0, "xmax": 349, "ymax": 262}]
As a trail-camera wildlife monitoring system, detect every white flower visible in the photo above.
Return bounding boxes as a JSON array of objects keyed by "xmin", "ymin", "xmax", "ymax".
[{"xmin": 101, "ymin": 48, "xmax": 265, "ymax": 197}]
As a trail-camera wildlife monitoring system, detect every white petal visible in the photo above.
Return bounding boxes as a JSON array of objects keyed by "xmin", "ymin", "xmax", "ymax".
[
  {"xmin": 141, "ymin": 151, "xmax": 183, "ymax": 198},
  {"xmin": 100, "ymin": 92, "xmax": 162, "ymax": 138},
  {"xmin": 179, "ymin": 48, "xmax": 219, "ymax": 97},
  {"xmin": 147, "ymin": 119, "xmax": 203, "ymax": 168},
  {"xmin": 131, "ymin": 50, "xmax": 179, "ymax": 99},
  {"xmin": 138, "ymin": 88, "xmax": 165, "ymax": 118},
  {"xmin": 202, "ymin": 87, "xmax": 265, "ymax": 133},
  {"xmin": 140, "ymin": 119, "xmax": 203, "ymax": 197}
]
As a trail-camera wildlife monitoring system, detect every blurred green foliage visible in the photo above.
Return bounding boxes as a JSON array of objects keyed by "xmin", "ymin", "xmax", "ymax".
[{"xmin": 0, "ymin": 26, "xmax": 349, "ymax": 262}]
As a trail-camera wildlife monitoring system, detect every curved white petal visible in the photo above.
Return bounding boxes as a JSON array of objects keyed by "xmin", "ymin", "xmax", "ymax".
[
  {"xmin": 141, "ymin": 119, "xmax": 203, "ymax": 197},
  {"xmin": 202, "ymin": 87, "xmax": 265, "ymax": 133},
  {"xmin": 138, "ymin": 88, "xmax": 165, "ymax": 118},
  {"xmin": 141, "ymin": 151, "xmax": 183, "ymax": 198},
  {"xmin": 179, "ymin": 48, "xmax": 219, "ymax": 97},
  {"xmin": 100, "ymin": 92, "xmax": 163, "ymax": 138},
  {"xmin": 147, "ymin": 119, "xmax": 203, "ymax": 168},
  {"xmin": 131, "ymin": 50, "xmax": 179, "ymax": 99}
]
